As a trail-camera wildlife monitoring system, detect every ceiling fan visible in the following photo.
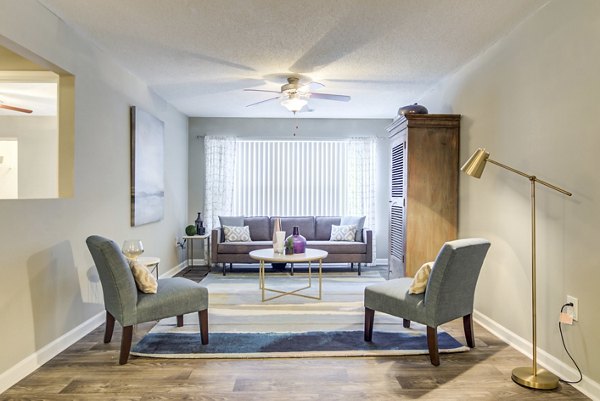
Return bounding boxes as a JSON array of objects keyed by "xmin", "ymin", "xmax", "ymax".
[
  {"xmin": 0, "ymin": 99, "xmax": 32, "ymax": 114},
  {"xmin": 244, "ymin": 76, "xmax": 350, "ymax": 113}
]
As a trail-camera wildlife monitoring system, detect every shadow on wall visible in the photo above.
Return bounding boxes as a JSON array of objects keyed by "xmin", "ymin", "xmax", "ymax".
[{"xmin": 27, "ymin": 241, "xmax": 102, "ymax": 350}]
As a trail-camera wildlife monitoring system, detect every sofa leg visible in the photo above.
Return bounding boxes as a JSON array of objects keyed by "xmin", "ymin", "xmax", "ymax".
[
  {"xmin": 350, "ymin": 262, "xmax": 354, "ymax": 271},
  {"xmin": 222, "ymin": 263, "xmax": 226, "ymax": 276},
  {"xmin": 291, "ymin": 263, "xmax": 294, "ymax": 276},
  {"xmin": 229, "ymin": 263, "xmax": 233, "ymax": 272},
  {"xmin": 358, "ymin": 263, "xmax": 362, "ymax": 276}
]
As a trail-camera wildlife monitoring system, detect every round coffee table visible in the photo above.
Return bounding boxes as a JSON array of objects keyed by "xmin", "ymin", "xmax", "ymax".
[{"xmin": 249, "ymin": 248, "xmax": 328, "ymax": 302}]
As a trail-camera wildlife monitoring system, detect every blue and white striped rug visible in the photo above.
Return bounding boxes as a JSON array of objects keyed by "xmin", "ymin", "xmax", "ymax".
[{"xmin": 131, "ymin": 271, "xmax": 469, "ymax": 358}]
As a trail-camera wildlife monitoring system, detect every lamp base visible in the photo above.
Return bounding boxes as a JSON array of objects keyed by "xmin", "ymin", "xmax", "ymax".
[{"xmin": 512, "ymin": 367, "xmax": 559, "ymax": 390}]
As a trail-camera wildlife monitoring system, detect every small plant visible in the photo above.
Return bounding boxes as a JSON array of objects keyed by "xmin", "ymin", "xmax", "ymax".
[{"xmin": 285, "ymin": 237, "xmax": 294, "ymax": 255}]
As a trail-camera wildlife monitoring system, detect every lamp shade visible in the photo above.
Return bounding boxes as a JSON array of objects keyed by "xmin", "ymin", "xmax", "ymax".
[
  {"xmin": 461, "ymin": 148, "xmax": 490, "ymax": 178},
  {"xmin": 281, "ymin": 93, "xmax": 308, "ymax": 112}
]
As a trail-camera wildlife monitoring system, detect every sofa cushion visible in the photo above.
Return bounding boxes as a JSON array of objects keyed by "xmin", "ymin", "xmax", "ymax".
[
  {"xmin": 341, "ymin": 216, "xmax": 366, "ymax": 241},
  {"xmin": 315, "ymin": 216, "xmax": 341, "ymax": 240},
  {"xmin": 243, "ymin": 216, "xmax": 271, "ymax": 241},
  {"xmin": 218, "ymin": 241, "xmax": 272, "ymax": 254},
  {"xmin": 277, "ymin": 216, "xmax": 315, "ymax": 240},
  {"xmin": 307, "ymin": 240, "xmax": 366, "ymax": 254},
  {"xmin": 219, "ymin": 216, "xmax": 244, "ymax": 241}
]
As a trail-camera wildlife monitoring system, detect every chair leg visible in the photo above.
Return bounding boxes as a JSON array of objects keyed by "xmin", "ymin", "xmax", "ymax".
[
  {"xmin": 463, "ymin": 314, "xmax": 475, "ymax": 348},
  {"xmin": 177, "ymin": 315, "xmax": 184, "ymax": 327},
  {"xmin": 104, "ymin": 311, "xmax": 115, "ymax": 343},
  {"xmin": 199, "ymin": 309, "xmax": 209, "ymax": 345},
  {"xmin": 427, "ymin": 326, "xmax": 440, "ymax": 366},
  {"xmin": 403, "ymin": 319, "xmax": 411, "ymax": 328},
  {"xmin": 364, "ymin": 307, "xmax": 375, "ymax": 341},
  {"xmin": 119, "ymin": 325, "xmax": 133, "ymax": 365}
]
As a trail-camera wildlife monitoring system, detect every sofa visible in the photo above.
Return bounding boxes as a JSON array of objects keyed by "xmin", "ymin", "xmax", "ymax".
[{"xmin": 211, "ymin": 216, "xmax": 373, "ymax": 275}]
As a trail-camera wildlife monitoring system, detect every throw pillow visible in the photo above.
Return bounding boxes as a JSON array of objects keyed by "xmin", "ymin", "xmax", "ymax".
[
  {"xmin": 223, "ymin": 225, "xmax": 252, "ymax": 242},
  {"xmin": 340, "ymin": 216, "xmax": 366, "ymax": 241},
  {"xmin": 408, "ymin": 261, "xmax": 434, "ymax": 294},
  {"xmin": 129, "ymin": 260, "xmax": 158, "ymax": 294},
  {"xmin": 329, "ymin": 224, "xmax": 357, "ymax": 241}
]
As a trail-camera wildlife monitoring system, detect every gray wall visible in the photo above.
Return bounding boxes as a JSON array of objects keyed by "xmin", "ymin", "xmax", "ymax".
[
  {"xmin": 0, "ymin": 0, "xmax": 188, "ymax": 382},
  {"xmin": 188, "ymin": 117, "xmax": 392, "ymax": 261},
  {"xmin": 420, "ymin": 0, "xmax": 600, "ymax": 388}
]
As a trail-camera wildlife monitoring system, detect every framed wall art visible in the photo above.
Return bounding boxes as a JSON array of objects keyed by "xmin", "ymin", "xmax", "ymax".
[{"xmin": 130, "ymin": 106, "xmax": 164, "ymax": 226}]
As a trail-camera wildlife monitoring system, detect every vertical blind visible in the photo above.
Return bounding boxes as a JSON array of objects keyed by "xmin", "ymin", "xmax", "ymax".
[{"xmin": 232, "ymin": 140, "xmax": 349, "ymax": 216}]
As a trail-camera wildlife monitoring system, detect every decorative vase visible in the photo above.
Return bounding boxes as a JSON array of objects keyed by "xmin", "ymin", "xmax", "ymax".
[
  {"xmin": 285, "ymin": 226, "xmax": 306, "ymax": 254},
  {"xmin": 272, "ymin": 218, "xmax": 284, "ymax": 254},
  {"xmin": 195, "ymin": 212, "xmax": 206, "ymax": 235},
  {"xmin": 397, "ymin": 103, "xmax": 428, "ymax": 115}
]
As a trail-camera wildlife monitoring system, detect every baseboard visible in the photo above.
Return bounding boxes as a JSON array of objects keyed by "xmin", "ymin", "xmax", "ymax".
[
  {"xmin": 375, "ymin": 258, "xmax": 387, "ymax": 266},
  {"xmin": 160, "ymin": 260, "xmax": 188, "ymax": 278},
  {"xmin": 0, "ymin": 311, "xmax": 105, "ymax": 394},
  {"xmin": 474, "ymin": 310, "xmax": 600, "ymax": 401}
]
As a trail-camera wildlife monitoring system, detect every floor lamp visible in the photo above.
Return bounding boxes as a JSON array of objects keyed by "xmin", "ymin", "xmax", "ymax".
[{"xmin": 461, "ymin": 148, "xmax": 572, "ymax": 390}]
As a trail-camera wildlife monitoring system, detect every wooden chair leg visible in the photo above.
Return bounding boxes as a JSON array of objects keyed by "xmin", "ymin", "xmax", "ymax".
[
  {"xmin": 427, "ymin": 326, "xmax": 440, "ymax": 366},
  {"xmin": 364, "ymin": 307, "xmax": 375, "ymax": 341},
  {"xmin": 403, "ymin": 318, "xmax": 411, "ymax": 328},
  {"xmin": 463, "ymin": 314, "xmax": 475, "ymax": 348},
  {"xmin": 119, "ymin": 325, "xmax": 133, "ymax": 365},
  {"xmin": 177, "ymin": 315, "xmax": 184, "ymax": 327},
  {"xmin": 199, "ymin": 309, "xmax": 209, "ymax": 345},
  {"xmin": 104, "ymin": 311, "xmax": 115, "ymax": 343}
]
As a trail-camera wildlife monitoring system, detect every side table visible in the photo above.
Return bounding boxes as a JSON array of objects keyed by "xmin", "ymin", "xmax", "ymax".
[
  {"xmin": 137, "ymin": 256, "xmax": 160, "ymax": 279},
  {"xmin": 183, "ymin": 234, "xmax": 211, "ymax": 270}
]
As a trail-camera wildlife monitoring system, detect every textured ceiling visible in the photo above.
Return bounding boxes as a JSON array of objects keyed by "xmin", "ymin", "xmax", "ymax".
[{"xmin": 38, "ymin": 0, "xmax": 548, "ymax": 119}]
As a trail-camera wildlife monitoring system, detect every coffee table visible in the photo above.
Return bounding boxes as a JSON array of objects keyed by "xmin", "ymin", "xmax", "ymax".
[{"xmin": 249, "ymin": 248, "xmax": 328, "ymax": 302}]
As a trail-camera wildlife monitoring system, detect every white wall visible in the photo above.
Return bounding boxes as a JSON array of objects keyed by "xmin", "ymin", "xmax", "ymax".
[
  {"xmin": 0, "ymin": 0, "xmax": 188, "ymax": 387},
  {"xmin": 0, "ymin": 116, "xmax": 57, "ymax": 198},
  {"xmin": 420, "ymin": 0, "xmax": 600, "ymax": 393},
  {"xmin": 188, "ymin": 117, "xmax": 392, "ymax": 261}
]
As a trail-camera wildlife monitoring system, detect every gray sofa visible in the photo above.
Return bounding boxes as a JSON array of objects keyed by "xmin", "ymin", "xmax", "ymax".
[{"xmin": 211, "ymin": 216, "xmax": 373, "ymax": 275}]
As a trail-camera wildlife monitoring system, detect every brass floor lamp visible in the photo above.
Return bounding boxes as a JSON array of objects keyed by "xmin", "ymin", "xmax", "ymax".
[{"xmin": 461, "ymin": 148, "xmax": 572, "ymax": 390}]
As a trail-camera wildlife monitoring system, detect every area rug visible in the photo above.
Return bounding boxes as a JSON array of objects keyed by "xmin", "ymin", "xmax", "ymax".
[{"xmin": 131, "ymin": 271, "xmax": 469, "ymax": 359}]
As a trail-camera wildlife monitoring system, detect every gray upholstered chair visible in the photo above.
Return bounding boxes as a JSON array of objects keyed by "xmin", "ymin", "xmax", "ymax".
[
  {"xmin": 364, "ymin": 238, "xmax": 491, "ymax": 366},
  {"xmin": 86, "ymin": 235, "xmax": 209, "ymax": 364}
]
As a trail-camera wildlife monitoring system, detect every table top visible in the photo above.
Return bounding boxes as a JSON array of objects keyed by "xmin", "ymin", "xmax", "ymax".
[
  {"xmin": 183, "ymin": 234, "xmax": 210, "ymax": 239},
  {"xmin": 137, "ymin": 256, "xmax": 160, "ymax": 266},
  {"xmin": 249, "ymin": 248, "xmax": 328, "ymax": 263}
]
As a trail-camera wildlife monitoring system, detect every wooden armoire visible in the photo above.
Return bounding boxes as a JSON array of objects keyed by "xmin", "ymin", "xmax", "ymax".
[{"xmin": 386, "ymin": 114, "xmax": 460, "ymax": 278}]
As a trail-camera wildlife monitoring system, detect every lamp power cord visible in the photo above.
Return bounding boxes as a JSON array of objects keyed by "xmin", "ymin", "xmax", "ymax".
[{"xmin": 558, "ymin": 302, "xmax": 583, "ymax": 384}]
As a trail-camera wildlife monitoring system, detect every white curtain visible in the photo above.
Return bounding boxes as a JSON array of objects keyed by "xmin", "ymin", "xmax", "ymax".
[
  {"xmin": 203, "ymin": 136, "xmax": 236, "ymax": 229},
  {"xmin": 346, "ymin": 137, "xmax": 377, "ymax": 264}
]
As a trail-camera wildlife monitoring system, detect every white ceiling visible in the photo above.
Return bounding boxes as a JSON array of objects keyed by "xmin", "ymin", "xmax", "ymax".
[{"xmin": 38, "ymin": 0, "xmax": 548, "ymax": 119}]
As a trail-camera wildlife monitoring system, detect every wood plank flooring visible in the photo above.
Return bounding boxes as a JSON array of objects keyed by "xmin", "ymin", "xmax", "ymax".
[{"xmin": 1, "ymin": 265, "xmax": 589, "ymax": 400}]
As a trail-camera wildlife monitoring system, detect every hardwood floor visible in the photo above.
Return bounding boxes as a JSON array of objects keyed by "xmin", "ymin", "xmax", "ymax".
[{"xmin": 1, "ymin": 265, "xmax": 589, "ymax": 400}]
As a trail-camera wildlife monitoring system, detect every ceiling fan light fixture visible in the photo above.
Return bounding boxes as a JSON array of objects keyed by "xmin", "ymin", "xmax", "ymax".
[{"xmin": 280, "ymin": 93, "xmax": 308, "ymax": 113}]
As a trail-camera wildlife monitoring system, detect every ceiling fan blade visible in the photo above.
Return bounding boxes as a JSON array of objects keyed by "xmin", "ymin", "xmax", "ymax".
[
  {"xmin": 245, "ymin": 96, "xmax": 280, "ymax": 107},
  {"xmin": 0, "ymin": 104, "xmax": 33, "ymax": 113},
  {"xmin": 310, "ymin": 93, "xmax": 351, "ymax": 102},
  {"xmin": 243, "ymin": 88, "xmax": 281, "ymax": 94}
]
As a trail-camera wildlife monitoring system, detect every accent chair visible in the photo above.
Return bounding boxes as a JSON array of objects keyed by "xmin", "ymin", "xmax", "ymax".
[
  {"xmin": 364, "ymin": 238, "xmax": 491, "ymax": 365},
  {"xmin": 86, "ymin": 235, "xmax": 209, "ymax": 364}
]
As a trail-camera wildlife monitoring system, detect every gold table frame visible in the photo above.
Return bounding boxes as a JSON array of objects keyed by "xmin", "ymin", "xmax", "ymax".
[{"xmin": 249, "ymin": 248, "xmax": 328, "ymax": 302}]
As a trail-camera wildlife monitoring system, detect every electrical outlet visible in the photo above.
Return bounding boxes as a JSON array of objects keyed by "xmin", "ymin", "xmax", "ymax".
[
  {"xmin": 175, "ymin": 236, "xmax": 180, "ymax": 248},
  {"xmin": 567, "ymin": 295, "xmax": 578, "ymax": 321}
]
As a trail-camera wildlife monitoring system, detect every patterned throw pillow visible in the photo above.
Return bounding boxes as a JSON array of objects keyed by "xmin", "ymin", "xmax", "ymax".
[
  {"xmin": 223, "ymin": 225, "xmax": 252, "ymax": 242},
  {"xmin": 408, "ymin": 262, "xmax": 434, "ymax": 294},
  {"xmin": 129, "ymin": 260, "xmax": 158, "ymax": 294},
  {"xmin": 329, "ymin": 224, "xmax": 357, "ymax": 241}
]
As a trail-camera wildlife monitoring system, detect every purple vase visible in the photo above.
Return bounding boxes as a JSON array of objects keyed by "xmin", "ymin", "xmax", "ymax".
[{"xmin": 286, "ymin": 226, "xmax": 306, "ymax": 254}]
